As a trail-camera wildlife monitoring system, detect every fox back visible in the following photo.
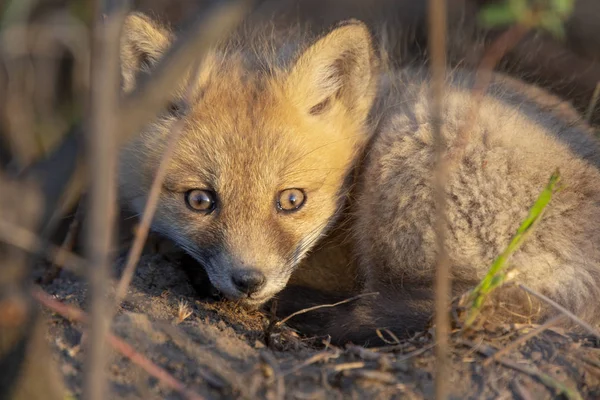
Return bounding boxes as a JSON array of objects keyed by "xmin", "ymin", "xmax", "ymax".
[{"xmin": 308, "ymin": 68, "xmax": 600, "ymax": 344}]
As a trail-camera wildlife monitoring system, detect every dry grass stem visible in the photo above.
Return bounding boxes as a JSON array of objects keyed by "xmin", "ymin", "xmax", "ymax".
[
  {"xmin": 31, "ymin": 287, "xmax": 206, "ymax": 400},
  {"xmin": 427, "ymin": 0, "xmax": 450, "ymax": 398},
  {"xmin": 280, "ymin": 350, "xmax": 340, "ymax": 377},
  {"xmin": 0, "ymin": 219, "xmax": 85, "ymax": 274},
  {"xmin": 332, "ymin": 362, "xmax": 365, "ymax": 372},
  {"xmin": 274, "ymin": 292, "xmax": 379, "ymax": 328},
  {"xmin": 345, "ymin": 370, "xmax": 397, "ymax": 385},
  {"xmin": 176, "ymin": 299, "xmax": 193, "ymax": 324},
  {"xmin": 585, "ymin": 82, "xmax": 600, "ymax": 123},
  {"xmin": 83, "ymin": 3, "xmax": 124, "ymax": 399},
  {"xmin": 112, "ymin": 0, "xmax": 250, "ymax": 320},
  {"xmin": 460, "ymin": 339, "xmax": 583, "ymax": 400},
  {"xmin": 482, "ymin": 315, "xmax": 566, "ymax": 367},
  {"xmin": 375, "ymin": 328, "xmax": 401, "ymax": 345},
  {"xmin": 113, "ymin": 73, "xmax": 198, "ymax": 312},
  {"xmin": 117, "ymin": 0, "xmax": 251, "ymax": 147},
  {"xmin": 518, "ymin": 284, "xmax": 600, "ymax": 340}
]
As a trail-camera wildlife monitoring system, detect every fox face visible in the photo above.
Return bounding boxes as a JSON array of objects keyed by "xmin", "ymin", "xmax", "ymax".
[{"xmin": 118, "ymin": 14, "xmax": 378, "ymax": 306}]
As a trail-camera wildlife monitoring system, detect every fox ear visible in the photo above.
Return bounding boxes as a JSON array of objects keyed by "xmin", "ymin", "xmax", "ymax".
[
  {"xmin": 120, "ymin": 13, "xmax": 173, "ymax": 92},
  {"xmin": 286, "ymin": 20, "xmax": 377, "ymax": 117}
]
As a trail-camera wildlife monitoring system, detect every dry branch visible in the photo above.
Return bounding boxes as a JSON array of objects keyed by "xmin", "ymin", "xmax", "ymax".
[
  {"xmin": 116, "ymin": 0, "xmax": 252, "ymax": 147},
  {"xmin": 0, "ymin": 219, "xmax": 85, "ymax": 275},
  {"xmin": 482, "ymin": 315, "xmax": 565, "ymax": 367},
  {"xmin": 448, "ymin": 25, "xmax": 529, "ymax": 168},
  {"xmin": 111, "ymin": 0, "xmax": 251, "ymax": 330},
  {"xmin": 31, "ymin": 287, "xmax": 206, "ymax": 400},
  {"xmin": 427, "ymin": 0, "xmax": 450, "ymax": 398},
  {"xmin": 518, "ymin": 284, "xmax": 600, "ymax": 340},
  {"xmin": 83, "ymin": 3, "xmax": 124, "ymax": 399},
  {"xmin": 112, "ymin": 62, "xmax": 202, "ymax": 316},
  {"xmin": 460, "ymin": 339, "xmax": 583, "ymax": 400},
  {"xmin": 274, "ymin": 292, "xmax": 379, "ymax": 328}
]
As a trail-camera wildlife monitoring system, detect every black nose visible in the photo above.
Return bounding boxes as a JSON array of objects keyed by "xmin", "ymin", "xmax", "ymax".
[{"xmin": 231, "ymin": 269, "xmax": 266, "ymax": 295}]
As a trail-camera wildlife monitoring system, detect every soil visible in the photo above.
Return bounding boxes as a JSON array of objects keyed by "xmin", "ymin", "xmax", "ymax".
[{"xmin": 36, "ymin": 248, "xmax": 600, "ymax": 400}]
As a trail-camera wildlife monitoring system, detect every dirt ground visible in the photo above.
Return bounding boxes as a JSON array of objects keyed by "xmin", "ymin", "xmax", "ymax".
[{"xmin": 35, "ymin": 247, "xmax": 600, "ymax": 400}]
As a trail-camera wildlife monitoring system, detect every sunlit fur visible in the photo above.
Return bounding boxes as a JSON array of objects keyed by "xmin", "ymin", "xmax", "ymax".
[{"xmin": 118, "ymin": 13, "xmax": 600, "ymax": 345}]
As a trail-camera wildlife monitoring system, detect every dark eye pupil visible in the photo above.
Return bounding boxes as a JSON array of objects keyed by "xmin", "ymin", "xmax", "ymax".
[
  {"xmin": 186, "ymin": 190, "xmax": 215, "ymax": 212},
  {"xmin": 278, "ymin": 189, "xmax": 305, "ymax": 212},
  {"xmin": 193, "ymin": 193, "xmax": 209, "ymax": 205},
  {"xmin": 168, "ymin": 102, "xmax": 181, "ymax": 116},
  {"xmin": 288, "ymin": 193, "xmax": 297, "ymax": 205}
]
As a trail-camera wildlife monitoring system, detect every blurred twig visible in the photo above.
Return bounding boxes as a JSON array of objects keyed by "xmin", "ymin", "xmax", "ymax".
[
  {"xmin": 111, "ymin": 0, "xmax": 250, "ymax": 320},
  {"xmin": 482, "ymin": 315, "xmax": 565, "ymax": 367},
  {"xmin": 83, "ymin": 2, "xmax": 124, "ymax": 399},
  {"xmin": 447, "ymin": 23, "xmax": 530, "ymax": 167},
  {"xmin": 0, "ymin": 0, "xmax": 43, "ymax": 168},
  {"xmin": 0, "ymin": 219, "xmax": 85, "ymax": 275},
  {"xmin": 518, "ymin": 284, "xmax": 600, "ymax": 340},
  {"xmin": 32, "ymin": 287, "xmax": 206, "ymax": 400},
  {"xmin": 585, "ymin": 82, "xmax": 600, "ymax": 123},
  {"xmin": 274, "ymin": 292, "xmax": 380, "ymax": 329},
  {"xmin": 0, "ymin": 175, "xmax": 66, "ymax": 400},
  {"xmin": 116, "ymin": 0, "xmax": 252, "ymax": 147},
  {"xmin": 112, "ymin": 62, "xmax": 201, "ymax": 316},
  {"xmin": 427, "ymin": 0, "xmax": 450, "ymax": 398}
]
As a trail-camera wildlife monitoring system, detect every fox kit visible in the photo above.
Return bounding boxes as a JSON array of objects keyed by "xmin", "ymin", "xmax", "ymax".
[{"xmin": 118, "ymin": 13, "xmax": 600, "ymax": 345}]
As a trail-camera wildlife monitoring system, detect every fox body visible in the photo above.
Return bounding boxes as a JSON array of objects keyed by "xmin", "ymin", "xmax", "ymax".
[{"xmin": 118, "ymin": 13, "xmax": 600, "ymax": 344}]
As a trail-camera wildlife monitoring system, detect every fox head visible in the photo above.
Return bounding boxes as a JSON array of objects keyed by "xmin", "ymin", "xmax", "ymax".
[{"xmin": 118, "ymin": 13, "xmax": 378, "ymax": 306}]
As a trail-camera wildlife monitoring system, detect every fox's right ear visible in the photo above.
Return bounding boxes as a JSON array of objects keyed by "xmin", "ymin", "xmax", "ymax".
[
  {"xmin": 286, "ymin": 20, "xmax": 377, "ymax": 120},
  {"xmin": 120, "ymin": 13, "xmax": 173, "ymax": 92}
]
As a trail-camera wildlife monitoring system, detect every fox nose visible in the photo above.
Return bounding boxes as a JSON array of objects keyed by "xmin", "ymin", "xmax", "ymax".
[{"xmin": 231, "ymin": 269, "xmax": 266, "ymax": 295}]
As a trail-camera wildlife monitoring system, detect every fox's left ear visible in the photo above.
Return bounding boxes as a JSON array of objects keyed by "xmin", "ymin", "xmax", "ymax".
[
  {"xmin": 286, "ymin": 20, "xmax": 377, "ymax": 119},
  {"xmin": 120, "ymin": 13, "xmax": 174, "ymax": 92}
]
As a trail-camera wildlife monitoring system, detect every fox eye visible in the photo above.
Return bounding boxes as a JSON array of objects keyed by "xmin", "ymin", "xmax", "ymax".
[
  {"xmin": 185, "ymin": 189, "xmax": 217, "ymax": 213},
  {"xmin": 277, "ymin": 189, "xmax": 306, "ymax": 212},
  {"xmin": 167, "ymin": 100, "xmax": 184, "ymax": 117}
]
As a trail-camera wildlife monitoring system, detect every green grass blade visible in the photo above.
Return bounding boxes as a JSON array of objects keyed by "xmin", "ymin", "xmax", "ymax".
[{"xmin": 464, "ymin": 169, "xmax": 561, "ymax": 327}]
